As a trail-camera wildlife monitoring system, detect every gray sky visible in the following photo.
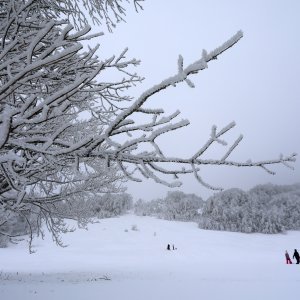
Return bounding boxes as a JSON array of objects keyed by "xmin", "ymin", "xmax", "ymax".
[{"xmin": 96, "ymin": 0, "xmax": 300, "ymax": 200}]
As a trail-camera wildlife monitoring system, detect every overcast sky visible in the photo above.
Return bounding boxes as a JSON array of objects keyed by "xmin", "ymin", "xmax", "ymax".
[{"xmin": 95, "ymin": 0, "xmax": 300, "ymax": 200}]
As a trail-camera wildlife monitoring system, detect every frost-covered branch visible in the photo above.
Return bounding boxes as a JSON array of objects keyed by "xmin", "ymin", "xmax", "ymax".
[
  {"xmin": 0, "ymin": 0, "xmax": 296, "ymax": 249},
  {"xmin": 73, "ymin": 30, "xmax": 295, "ymax": 190},
  {"xmin": 0, "ymin": 0, "xmax": 141, "ymax": 247}
]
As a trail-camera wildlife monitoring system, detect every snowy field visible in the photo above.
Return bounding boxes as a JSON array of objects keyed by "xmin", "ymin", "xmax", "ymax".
[{"xmin": 0, "ymin": 214, "xmax": 299, "ymax": 300}]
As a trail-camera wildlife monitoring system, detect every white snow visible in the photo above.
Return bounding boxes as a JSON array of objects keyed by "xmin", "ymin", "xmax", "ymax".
[{"xmin": 0, "ymin": 214, "xmax": 299, "ymax": 300}]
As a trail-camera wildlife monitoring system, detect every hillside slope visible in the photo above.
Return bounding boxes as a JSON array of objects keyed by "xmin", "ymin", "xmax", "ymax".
[{"xmin": 0, "ymin": 214, "xmax": 299, "ymax": 300}]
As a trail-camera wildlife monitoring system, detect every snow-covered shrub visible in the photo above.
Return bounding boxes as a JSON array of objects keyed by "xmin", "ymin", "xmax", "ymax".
[
  {"xmin": 131, "ymin": 224, "xmax": 138, "ymax": 231},
  {"xmin": 0, "ymin": 235, "xmax": 9, "ymax": 248}
]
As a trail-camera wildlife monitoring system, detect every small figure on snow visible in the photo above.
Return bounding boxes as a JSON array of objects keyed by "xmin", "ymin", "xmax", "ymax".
[
  {"xmin": 172, "ymin": 244, "xmax": 177, "ymax": 250},
  {"xmin": 285, "ymin": 250, "xmax": 292, "ymax": 264},
  {"xmin": 293, "ymin": 249, "xmax": 300, "ymax": 264},
  {"xmin": 167, "ymin": 244, "xmax": 171, "ymax": 250}
]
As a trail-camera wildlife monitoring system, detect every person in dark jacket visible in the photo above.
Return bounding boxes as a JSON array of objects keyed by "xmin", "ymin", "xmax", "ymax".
[
  {"xmin": 293, "ymin": 249, "xmax": 300, "ymax": 264},
  {"xmin": 167, "ymin": 244, "xmax": 171, "ymax": 250},
  {"xmin": 285, "ymin": 250, "xmax": 292, "ymax": 264}
]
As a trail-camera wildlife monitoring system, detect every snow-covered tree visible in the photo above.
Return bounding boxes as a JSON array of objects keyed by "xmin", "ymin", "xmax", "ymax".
[
  {"xmin": 134, "ymin": 198, "xmax": 165, "ymax": 217},
  {"xmin": 248, "ymin": 183, "xmax": 300, "ymax": 200},
  {"xmin": 198, "ymin": 188, "xmax": 259, "ymax": 233},
  {"xmin": 91, "ymin": 193, "xmax": 133, "ymax": 218},
  {"xmin": 0, "ymin": 0, "xmax": 140, "ymax": 248},
  {"xmin": 53, "ymin": 192, "xmax": 132, "ymax": 220},
  {"xmin": 198, "ymin": 184, "xmax": 300, "ymax": 234},
  {"xmin": 0, "ymin": 0, "xmax": 296, "ymax": 248},
  {"xmin": 134, "ymin": 199, "xmax": 164, "ymax": 217},
  {"xmin": 250, "ymin": 183, "xmax": 300, "ymax": 231},
  {"xmin": 134, "ymin": 191, "xmax": 203, "ymax": 221},
  {"xmin": 162, "ymin": 191, "xmax": 204, "ymax": 221}
]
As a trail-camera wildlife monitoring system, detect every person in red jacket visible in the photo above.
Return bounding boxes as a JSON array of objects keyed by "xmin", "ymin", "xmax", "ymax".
[{"xmin": 285, "ymin": 250, "xmax": 292, "ymax": 264}]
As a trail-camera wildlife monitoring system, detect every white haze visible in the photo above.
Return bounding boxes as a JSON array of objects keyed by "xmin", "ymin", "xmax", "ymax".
[{"xmin": 93, "ymin": 0, "xmax": 300, "ymax": 200}]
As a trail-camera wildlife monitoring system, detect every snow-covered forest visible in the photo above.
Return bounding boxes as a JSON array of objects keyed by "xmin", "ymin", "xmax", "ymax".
[
  {"xmin": 2, "ymin": 182, "xmax": 300, "ymax": 248},
  {"xmin": 134, "ymin": 183, "xmax": 300, "ymax": 234},
  {"xmin": 199, "ymin": 183, "xmax": 300, "ymax": 234}
]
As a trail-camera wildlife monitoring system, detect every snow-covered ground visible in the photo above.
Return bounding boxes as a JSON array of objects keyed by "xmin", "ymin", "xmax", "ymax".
[{"xmin": 0, "ymin": 214, "xmax": 299, "ymax": 300}]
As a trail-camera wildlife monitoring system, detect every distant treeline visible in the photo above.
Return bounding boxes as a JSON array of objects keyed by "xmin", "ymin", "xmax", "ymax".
[
  {"xmin": 2, "ymin": 183, "xmax": 300, "ymax": 248},
  {"xmin": 134, "ymin": 183, "xmax": 300, "ymax": 234},
  {"xmin": 0, "ymin": 193, "xmax": 133, "ymax": 248}
]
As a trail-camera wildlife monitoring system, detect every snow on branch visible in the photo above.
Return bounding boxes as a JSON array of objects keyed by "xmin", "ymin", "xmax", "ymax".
[
  {"xmin": 0, "ymin": 1, "xmax": 297, "ymax": 250},
  {"xmin": 79, "ymin": 28, "xmax": 295, "ymax": 189},
  {"xmin": 0, "ymin": 0, "xmax": 143, "ymax": 248},
  {"xmin": 53, "ymin": 0, "xmax": 143, "ymax": 31}
]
